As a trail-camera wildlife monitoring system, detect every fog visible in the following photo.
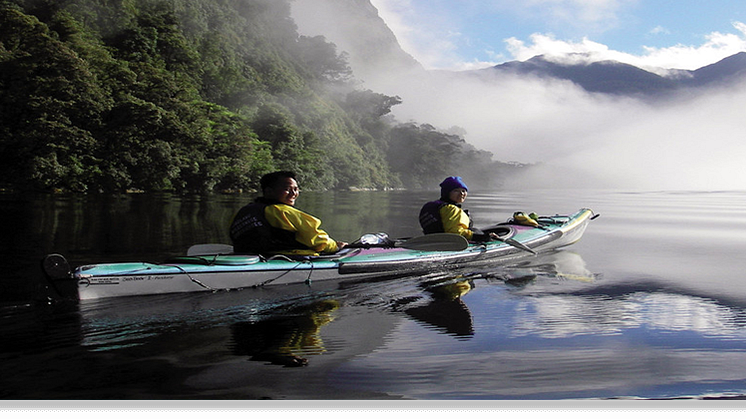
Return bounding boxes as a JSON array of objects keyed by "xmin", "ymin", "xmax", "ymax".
[
  {"xmin": 369, "ymin": 69, "xmax": 746, "ymax": 191},
  {"xmin": 292, "ymin": 0, "xmax": 746, "ymax": 191}
]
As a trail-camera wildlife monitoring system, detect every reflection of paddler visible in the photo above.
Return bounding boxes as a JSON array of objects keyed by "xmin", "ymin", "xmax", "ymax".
[
  {"xmin": 430, "ymin": 279, "xmax": 473, "ymax": 300},
  {"xmin": 276, "ymin": 300, "xmax": 338, "ymax": 358},
  {"xmin": 231, "ymin": 299, "xmax": 339, "ymax": 367},
  {"xmin": 405, "ymin": 279, "xmax": 475, "ymax": 339}
]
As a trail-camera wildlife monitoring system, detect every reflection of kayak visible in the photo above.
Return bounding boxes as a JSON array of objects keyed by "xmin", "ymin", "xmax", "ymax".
[{"xmin": 42, "ymin": 208, "xmax": 597, "ymax": 301}]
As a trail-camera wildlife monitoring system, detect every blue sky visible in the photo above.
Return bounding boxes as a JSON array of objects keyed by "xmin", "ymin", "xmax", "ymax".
[{"xmin": 370, "ymin": 0, "xmax": 746, "ymax": 71}]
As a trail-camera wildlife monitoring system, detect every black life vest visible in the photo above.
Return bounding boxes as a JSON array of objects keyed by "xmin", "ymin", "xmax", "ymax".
[
  {"xmin": 419, "ymin": 200, "xmax": 448, "ymax": 234},
  {"xmin": 419, "ymin": 199, "xmax": 473, "ymax": 235},
  {"xmin": 229, "ymin": 198, "xmax": 309, "ymax": 254}
]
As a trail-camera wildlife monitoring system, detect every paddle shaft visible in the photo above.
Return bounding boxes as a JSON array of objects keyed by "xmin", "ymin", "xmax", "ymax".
[
  {"xmin": 349, "ymin": 233, "xmax": 469, "ymax": 252},
  {"xmin": 497, "ymin": 237, "xmax": 537, "ymax": 255}
]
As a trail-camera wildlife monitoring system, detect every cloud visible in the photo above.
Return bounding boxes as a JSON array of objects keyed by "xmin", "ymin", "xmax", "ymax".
[
  {"xmin": 371, "ymin": 58, "xmax": 746, "ymax": 190},
  {"xmin": 370, "ymin": 0, "xmax": 464, "ymax": 69},
  {"xmin": 649, "ymin": 26, "xmax": 671, "ymax": 36},
  {"xmin": 505, "ymin": 33, "xmax": 614, "ymax": 62},
  {"xmin": 372, "ymin": 0, "xmax": 746, "ymax": 73},
  {"xmin": 517, "ymin": 0, "xmax": 633, "ymax": 29},
  {"xmin": 371, "ymin": 0, "xmax": 637, "ymax": 70},
  {"xmin": 504, "ymin": 21, "xmax": 746, "ymax": 73},
  {"xmin": 636, "ymin": 22, "xmax": 746, "ymax": 70},
  {"xmin": 530, "ymin": 82, "xmax": 746, "ymax": 190}
]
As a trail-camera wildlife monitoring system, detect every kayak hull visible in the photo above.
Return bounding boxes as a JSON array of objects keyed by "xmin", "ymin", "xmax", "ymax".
[{"xmin": 49, "ymin": 208, "xmax": 596, "ymax": 300}]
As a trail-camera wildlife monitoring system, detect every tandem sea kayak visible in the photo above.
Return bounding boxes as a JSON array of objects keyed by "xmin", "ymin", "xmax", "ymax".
[{"xmin": 42, "ymin": 208, "xmax": 598, "ymax": 301}]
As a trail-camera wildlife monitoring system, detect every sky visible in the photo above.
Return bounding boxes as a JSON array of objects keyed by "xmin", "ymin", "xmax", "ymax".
[{"xmin": 369, "ymin": 0, "xmax": 746, "ymax": 72}]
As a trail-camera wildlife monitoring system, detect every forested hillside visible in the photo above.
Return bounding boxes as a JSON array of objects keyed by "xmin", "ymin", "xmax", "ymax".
[{"xmin": 0, "ymin": 0, "xmax": 512, "ymax": 193}]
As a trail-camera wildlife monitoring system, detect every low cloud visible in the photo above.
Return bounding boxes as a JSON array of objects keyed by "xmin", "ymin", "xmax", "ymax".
[
  {"xmin": 369, "ymin": 67, "xmax": 746, "ymax": 190},
  {"xmin": 506, "ymin": 21, "xmax": 746, "ymax": 73}
]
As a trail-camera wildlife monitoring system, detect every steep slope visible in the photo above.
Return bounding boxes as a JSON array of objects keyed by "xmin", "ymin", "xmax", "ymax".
[
  {"xmin": 687, "ymin": 51, "xmax": 746, "ymax": 87},
  {"xmin": 290, "ymin": 0, "xmax": 423, "ymax": 86}
]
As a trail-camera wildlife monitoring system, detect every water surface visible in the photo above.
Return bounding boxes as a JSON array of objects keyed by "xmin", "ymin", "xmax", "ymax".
[{"xmin": 2, "ymin": 189, "xmax": 746, "ymax": 400}]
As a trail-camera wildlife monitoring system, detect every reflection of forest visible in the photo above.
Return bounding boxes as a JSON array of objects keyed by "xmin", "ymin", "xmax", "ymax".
[{"xmin": 5, "ymin": 193, "xmax": 427, "ymax": 285}]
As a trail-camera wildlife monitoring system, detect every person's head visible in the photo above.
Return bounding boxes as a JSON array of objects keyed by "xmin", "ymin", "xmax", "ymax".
[
  {"xmin": 440, "ymin": 176, "xmax": 468, "ymax": 204},
  {"xmin": 260, "ymin": 171, "xmax": 299, "ymax": 206}
]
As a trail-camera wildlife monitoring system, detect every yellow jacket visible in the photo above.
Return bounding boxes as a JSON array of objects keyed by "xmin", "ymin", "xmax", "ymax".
[
  {"xmin": 265, "ymin": 204, "xmax": 340, "ymax": 255},
  {"xmin": 439, "ymin": 204, "xmax": 474, "ymax": 240}
]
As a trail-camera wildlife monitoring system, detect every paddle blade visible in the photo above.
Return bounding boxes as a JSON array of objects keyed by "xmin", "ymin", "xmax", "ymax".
[
  {"xmin": 398, "ymin": 233, "xmax": 469, "ymax": 251},
  {"xmin": 501, "ymin": 238, "xmax": 537, "ymax": 255},
  {"xmin": 187, "ymin": 244, "xmax": 234, "ymax": 256}
]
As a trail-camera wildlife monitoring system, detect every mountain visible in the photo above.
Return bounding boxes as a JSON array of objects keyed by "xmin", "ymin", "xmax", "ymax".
[
  {"xmin": 291, "ymin": 0, "xmax": 423, "ymax": 86},
  {"xmin": 687, "ymin": 51, "xmax": 746, "ymax": 87},
  {"xmin": 486, "ymin": 52, "xmax": 746, "ymax": 97}
]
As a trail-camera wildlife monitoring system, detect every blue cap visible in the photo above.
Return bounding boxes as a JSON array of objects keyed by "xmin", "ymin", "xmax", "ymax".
[{"xmin": 440, "ymin": 176, "xmax": 468, "ymax": 197}]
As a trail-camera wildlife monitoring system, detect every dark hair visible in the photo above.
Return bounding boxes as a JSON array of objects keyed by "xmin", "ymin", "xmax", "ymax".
[{"xmin": 260, "ymin": 171, "xmax": 297, "ymax": 191}]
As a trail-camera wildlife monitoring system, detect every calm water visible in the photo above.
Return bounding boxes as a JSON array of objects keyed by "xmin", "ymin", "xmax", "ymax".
[{"xmin": 2, "ymin": 189, "xmax": 746, "ymax": 400}]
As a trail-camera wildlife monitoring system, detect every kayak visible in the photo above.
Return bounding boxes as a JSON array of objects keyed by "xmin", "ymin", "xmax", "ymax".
[{"xmin": 42, "ymin": 208, "xmax": 598, "ymax": 301}]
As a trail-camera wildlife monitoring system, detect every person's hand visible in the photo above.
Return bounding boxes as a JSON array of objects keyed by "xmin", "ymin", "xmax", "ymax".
[{"xmin": 336, "ymin": 241, "xmax": 348, "ymax": 249}]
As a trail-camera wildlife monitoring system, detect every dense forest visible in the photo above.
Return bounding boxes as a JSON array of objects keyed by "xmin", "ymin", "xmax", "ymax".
[{"xmin": 0, "ymin": 0, "xmax": 519, "ymax": 193}]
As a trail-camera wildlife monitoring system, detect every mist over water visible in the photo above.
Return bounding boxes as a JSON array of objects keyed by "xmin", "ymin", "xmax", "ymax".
[{"xmin": 367, "ymin": 68, "xmax": 746, "ymax": 191}]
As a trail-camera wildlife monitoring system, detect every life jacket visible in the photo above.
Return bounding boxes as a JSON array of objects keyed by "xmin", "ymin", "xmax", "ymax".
[
  {"xmin": 421, "ymin": 200, "xmax": 468, "ymax": 234},
  {"xmin": 419, "ymin": 199, "xmax": 474, "ymax": 235},
  {"xmin": 229, "ymin": 198, "xmax": 309, "ymax": 254},
  {"xmin": 419, "ymin": 200, "xmax": 447, "ymax": 234}
]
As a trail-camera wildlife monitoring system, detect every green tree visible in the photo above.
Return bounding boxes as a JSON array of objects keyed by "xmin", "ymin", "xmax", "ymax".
[
  {"xmin": 0, "ymin": 4, "xmax": 107, "ymax": 191},
  {"xmin": 295, "ymin": 35, "xmax": 352, "ymax": 84},
  {"xmin": 0, "ymin": 0, "xmax": 511, "ymax": 193}
]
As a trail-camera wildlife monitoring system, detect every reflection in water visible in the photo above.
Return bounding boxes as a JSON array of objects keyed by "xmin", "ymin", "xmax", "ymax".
[
  {"xmin": 325, "ymin": 253, "xmax": 746, "ymax": 399},
  {"xmin": 391, "ymin": 250, "xmax": 600, "ymax": 341},
  {"xmin": 482, "ymin": 250, "xmax": 600, "ymax": 288},
  {"xmin": 402, "ymin": 277, "xmax": 475, "ymax": 339},
  {"xmin": 509, "ymin": 291, "xmax": 746, "ymax": 340},
  {"xmin": 231, "ymin": 299, "xmax": 340, "ymax": 367}
]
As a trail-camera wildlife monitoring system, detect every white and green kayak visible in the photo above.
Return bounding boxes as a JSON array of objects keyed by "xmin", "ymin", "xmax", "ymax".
[{"xmin": 42, "ymin": 208, "xmax": 597, "ymax": 300}]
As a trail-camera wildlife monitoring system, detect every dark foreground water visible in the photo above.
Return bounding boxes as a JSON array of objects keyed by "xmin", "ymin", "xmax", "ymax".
[{"xmin": 3, "ymin": 189, "xmax": 746, "ymax": 401}]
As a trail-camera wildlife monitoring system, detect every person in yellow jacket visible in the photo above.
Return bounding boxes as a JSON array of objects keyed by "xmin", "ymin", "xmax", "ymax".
[
  {"xmin": 230, "ymin": 171, "xmax": 347, "ymax": 255},
  {"xmin": 419, "ymin": 176, "xmax": 497, "ymax": 242}
]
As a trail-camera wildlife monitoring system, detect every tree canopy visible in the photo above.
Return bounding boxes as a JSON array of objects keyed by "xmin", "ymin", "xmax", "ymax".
[{"xmin": 0, "ymin": 0, "xmax": 509, "ymax": 193}]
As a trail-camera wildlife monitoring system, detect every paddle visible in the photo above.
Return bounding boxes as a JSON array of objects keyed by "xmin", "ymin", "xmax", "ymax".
[
  {"xmin": 349, "ymin": 232, "xmax": 469, "ymax": 252},
  {"xmin": 475, "ymin": 226, "xmax": 537, "ymax": 256},
  {"xmin": 187, "ymin": 243, "xmax": 234, "ymax": 256},
  {"xmin": 395, "ymin": 233, "xmax": 469, "ymax": 251},
  {"xmin": 494, "ymin": 236, "xmax": 537, "ymax": 255},
  {"xmin": 187, "ymin": 233, "xmax": 470, "ymax": 256}
]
